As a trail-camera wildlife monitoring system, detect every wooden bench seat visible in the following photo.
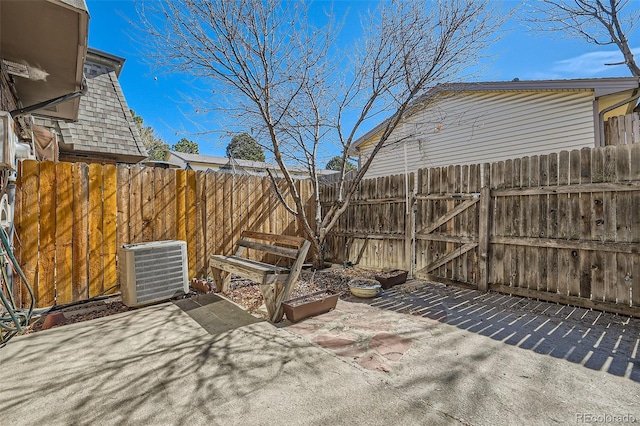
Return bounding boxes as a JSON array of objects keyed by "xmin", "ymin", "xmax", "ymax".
[{"xmin": 209, "ymin": 231, "xmax": 311, "ymax": 322}]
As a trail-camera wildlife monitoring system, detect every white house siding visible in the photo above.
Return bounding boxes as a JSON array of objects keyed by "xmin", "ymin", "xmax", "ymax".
[{"xmin": 359, "ymin": 90, "xmax": 596, "ymax": 178}]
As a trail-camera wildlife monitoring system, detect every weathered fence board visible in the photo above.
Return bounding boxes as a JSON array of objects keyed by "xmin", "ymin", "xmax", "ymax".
[
  {"xmin": 605, "ymin": 112, "xmax": 640, "ymax": 145},
  {"xmin": 322, "ymin": 144, "xmax": 640, "ymax": 318},
  {"xmin": 12, "ymin": 161, "xmax": 310, "ymax": 308},
  {"xmin": 55, "ymin": 162, "xmax": 73, "ymax": 304}
]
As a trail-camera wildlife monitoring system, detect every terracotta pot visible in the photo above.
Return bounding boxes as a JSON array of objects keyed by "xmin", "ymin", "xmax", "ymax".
[
  {"xmin": 41, "ymin": 312, "xmax": 67, "ymax": 330},
  {"xmin": 282, "ymin": 290, "xmax": 340, "ymax": 322}
]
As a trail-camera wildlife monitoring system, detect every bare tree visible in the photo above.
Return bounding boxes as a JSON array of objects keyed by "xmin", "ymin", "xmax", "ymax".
[
  {"xmin": 138, "ymin": 0, "xmax": 503, "ymax": 267},
  {"xmin": 525, "ymin": 0, "xmax": 640, "ymax": 76}
]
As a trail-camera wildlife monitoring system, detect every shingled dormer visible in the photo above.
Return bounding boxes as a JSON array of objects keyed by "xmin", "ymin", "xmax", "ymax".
[{"xmin": 35, "ymin": 48, "xmax": 148, "ymax": 164}]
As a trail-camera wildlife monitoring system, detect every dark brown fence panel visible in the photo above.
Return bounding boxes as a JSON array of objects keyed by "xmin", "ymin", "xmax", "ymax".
[{"xmin": 321, "ymin": 173, "xmax": 411, "ymax": 271}]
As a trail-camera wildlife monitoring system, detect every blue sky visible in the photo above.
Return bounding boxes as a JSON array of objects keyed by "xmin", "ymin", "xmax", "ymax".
[{"xmin": 85, "ymin": 0, "xmax": 639, "ymax": 159}]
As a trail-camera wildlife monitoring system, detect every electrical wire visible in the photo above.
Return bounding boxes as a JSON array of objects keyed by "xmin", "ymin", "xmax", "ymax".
[{"xmin": 0, "ymin": 226, "xmax": 34, "ymax": 347}]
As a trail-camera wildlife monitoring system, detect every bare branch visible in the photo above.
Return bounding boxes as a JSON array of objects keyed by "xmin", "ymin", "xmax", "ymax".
[
  {"xmin": 524, "ymin": 0, "xmax": 640, "ymax": 76},
  {"xmin": 138, "ymin": 0, "xmax": 504, "ymax": 267}
]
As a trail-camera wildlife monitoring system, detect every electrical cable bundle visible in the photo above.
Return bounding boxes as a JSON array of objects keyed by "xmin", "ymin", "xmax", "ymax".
[{"xmin": 0, "ymin": 226, "xmax": 34, "ymax": 347}]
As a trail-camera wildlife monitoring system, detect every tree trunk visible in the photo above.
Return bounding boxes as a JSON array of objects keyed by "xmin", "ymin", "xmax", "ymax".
[{"xmin": 309, "ymin": 237, "xmax": 326, "ymax": 270}]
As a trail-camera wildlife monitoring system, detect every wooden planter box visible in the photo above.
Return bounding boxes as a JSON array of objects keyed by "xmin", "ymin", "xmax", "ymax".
[
  {"xmin": 374, "ymin": 270, "xmax": 408, "ymax": 289},
  {"xmin": 282, "ymin": 290, "xmax": 340, "ymax": 322}
]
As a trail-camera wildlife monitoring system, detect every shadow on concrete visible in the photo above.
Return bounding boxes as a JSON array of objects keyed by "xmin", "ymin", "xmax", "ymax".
[
  {"xmin": 371, "ymin": 281, "xmax": 640, "ymax": 382},
  {"xmin": 0, "ymin": 302, "xmax": 344, "ymax": 425},
  {"xmin": 173, "ymin": 293, "xmax": 263, "ymax": 335}
]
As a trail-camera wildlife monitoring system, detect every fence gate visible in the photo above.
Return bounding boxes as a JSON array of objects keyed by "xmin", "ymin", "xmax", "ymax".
[{"xmin": 413, "ymin": 164, "xmax": 484, "ymax": 288}]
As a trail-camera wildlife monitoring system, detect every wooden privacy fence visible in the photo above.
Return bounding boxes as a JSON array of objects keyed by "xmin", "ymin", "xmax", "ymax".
[
  {"xmin": 321, "ymin": 172, "xmax": 414, "ymax": 272},
  {"xmin": 322, "ymin": 143, "xmax": 640, "ymax": 317},
  {"xmin": 605, "ymin": 112, "xmax": 640, "ymax": 145},
  {"xmin": 12, "ymin": 160, "xmax": 311, "ymax": 308}
]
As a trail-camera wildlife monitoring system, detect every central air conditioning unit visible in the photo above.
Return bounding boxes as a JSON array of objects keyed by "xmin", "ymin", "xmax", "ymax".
[{"xmin": 119, "ymin": 240, "xmax": 189, "ymax": 307}]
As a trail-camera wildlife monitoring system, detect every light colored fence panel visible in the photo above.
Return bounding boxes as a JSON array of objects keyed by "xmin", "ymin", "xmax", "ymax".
[{"xmin": 12, "ymin": 161, "xmax": 310, "ymax": 308}]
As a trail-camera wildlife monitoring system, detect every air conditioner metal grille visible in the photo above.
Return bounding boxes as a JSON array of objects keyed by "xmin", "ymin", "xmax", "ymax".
[{"xmin": 119, "ymin": 240, "xmax": 189, "ymax": 307}]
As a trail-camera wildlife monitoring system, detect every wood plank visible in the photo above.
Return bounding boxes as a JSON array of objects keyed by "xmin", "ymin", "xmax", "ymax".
[
  {"xmin": 237, "ymin": 240, "xmax": 300, "ymax": 259},
  {"xmin": 414, "ymin": 194, "xmax": 478, "ymax": 200},
  {"xmin": 242, "ymin": 231, "xmax": 306, "ymax": 247},
  {"xmin": 537, "ymin": 155, "xmax": 548, "ymax": 292},
  {"xmin": 477, "ymin": 184, "xmax": 491, "ymax": 292},
  {"xmin": 38, "ymin": 161, "xmax": 56, "ymax": 307},
  {"xmin": 490, "ymin": 236, "xmax": 640, "ymax": 253},
  {"xmin": 459, "ymin": 166, "xmax": 470, "ymax": 283},
  {"xmin": 502, "ymin": 159, "xmax": 513, "ymax": 287},
  {"xmin": 88, "ymin": 163, "xmax": 104, "ymax": 298},
  {"xmin": 445, "ymin": 165, "xmax": 455, "ymax": 279},
  {"xmin": 416, "ymin": 198, "xmax": 478, "ymax": 235},
  {"xmin": 195, "ymin": 171, "xmax": 206, "ymax": 276},
  {"xmin": 579, "ymin": 148, "xmax": 592, "ymax": 300},
  {"xmin": 517, "ymin": 157, "xmax": 529, "ymax": 289},
  {"xmin": 116, "ymin": 166, "xmax": 130, "ymax": 248},
  {"xmin": 165, "ymin": 169, "xmax": 177, "ymax": 240},
  {"xmin": 603, "ymin": 145, "xmax": 617, "ymax": 302},
  {"xmin": 419, "ymin": 243, "xmax": 478, "ymax": 274},
  {"xmin": 492, "ymin": 181, "xmax": 640, "ymax": 196},
  {"xmin": 546, "ymin": 152, "xmax": 559, "ymax": 294},
  {"xmin": 511, "ymin": 157, "xmax": 522, "ymax": 288},
  {"xmin": 633, "ymin": 254, "xmax": 640, "ymax": 307},
  {"xmin": 468, "ymin": 164, "xmax": 480, "ymax": 284},
  {"xmin": 271, "ymin": 239, "xmax": 311, "ymax": 322},
  {"xmin": 176, "ymin": 170, "xmax": 187, "ymax": 242},
  {"xmin": 631, "ymin": 145, "xmax": 640, "ymax": 306},
  {"xmin": 103, "ymin": 164, "xmax": 118, "ymax": 295},
  {"xmin": 224, "ymin": 173, "xmax": 234, "ymax": 254},
  {"xmin": 615, "ymin": 145, "xmax": 632, "ymax": 305},
  {"xmin": 557, "ymin": 151, "xmax": 570, "ymax": 295},
  {"xmin": 186, "ymin": 170, "xmax": 197, "ymax": 278},
  {"xmin": 205, "ymin": 172, "xmax": 216, "ymax": 271},
  {"xmin": 72, "ymin": 163, "xmax": 89, "ymax": 302},
  {"xmin": 141, "ymin": 168, "xmax": 155, "ymax": 242},
  {"xmin": 491, "ymin": 161, "xmax": 505, "ymax": 286},
  {"xmin": 129, "ymin": 166, "xmax": 143, "ymax": 243},
  {"xmin": 54, "ymin": 162, "xmax": 73, "ymax": 305},
  {"xmin": 20, "ymin": 161, "xmax": 40, "ymax": 306},
  {"xmin": 526, "ymin": 156, "xmax": 540, "ymax": 292},
  {"xmin": 153, "ymin": 168, "xmax": 166, "ymax": 241}
]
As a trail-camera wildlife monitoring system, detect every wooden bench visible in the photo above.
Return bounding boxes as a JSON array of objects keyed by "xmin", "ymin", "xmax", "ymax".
[{"xmin": 209, "ymin": 231, "xmax": 311, "ymax": 322}]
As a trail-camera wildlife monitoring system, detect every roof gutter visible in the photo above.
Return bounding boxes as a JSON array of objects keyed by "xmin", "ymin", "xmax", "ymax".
[
  {"xmin": 597, "ymin": 85, "xmax": 640, "ymax": 147},
  {"xmin": 10, "ymin": 76, "xmax": 88, "ymax": 119}
]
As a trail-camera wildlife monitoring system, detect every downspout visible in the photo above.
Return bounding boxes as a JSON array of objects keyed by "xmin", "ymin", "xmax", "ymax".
[
  {"xmin": 598, "ymin": 86, "xmax": 640, "ymax": 146},
  {"xmin": 10, "ymin": 76, "xmax": 88, "ymax": 118}
]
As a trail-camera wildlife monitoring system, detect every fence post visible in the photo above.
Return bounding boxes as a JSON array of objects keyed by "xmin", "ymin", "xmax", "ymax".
[{"xmin": 477, "ymin": 163, "xmax": 491, "ymax": 292}]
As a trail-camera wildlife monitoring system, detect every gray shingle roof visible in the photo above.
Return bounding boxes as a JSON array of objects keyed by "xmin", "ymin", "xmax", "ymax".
[{"xmin": 35, "ymin": 48, "xmax": 147, "ymax": 163}]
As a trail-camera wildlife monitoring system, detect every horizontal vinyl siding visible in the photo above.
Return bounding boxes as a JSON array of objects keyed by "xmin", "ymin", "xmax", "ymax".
[{"xmin": 361, "ymin": 90, "xmax": 595, "ymax": 178}]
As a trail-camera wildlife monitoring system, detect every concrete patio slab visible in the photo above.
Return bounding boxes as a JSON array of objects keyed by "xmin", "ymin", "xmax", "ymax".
[{"xmin": 1, "ymin": 283, "xmax": 639, "ymax": 425}]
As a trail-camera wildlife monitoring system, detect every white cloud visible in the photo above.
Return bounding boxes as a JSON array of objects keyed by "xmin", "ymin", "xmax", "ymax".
[{"xmin": 550, "ymin": 47, "xmax": 640, "ymax": 78}]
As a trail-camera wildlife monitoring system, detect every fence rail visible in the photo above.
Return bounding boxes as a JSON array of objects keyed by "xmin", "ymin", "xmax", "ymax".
[
  {"xmin": 12, "ymin": 160, "xmax": 310, "ymax": 308},
  {"xmin": 321, "ymin": 144, "xmax": 640, "ymax": 317}
]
